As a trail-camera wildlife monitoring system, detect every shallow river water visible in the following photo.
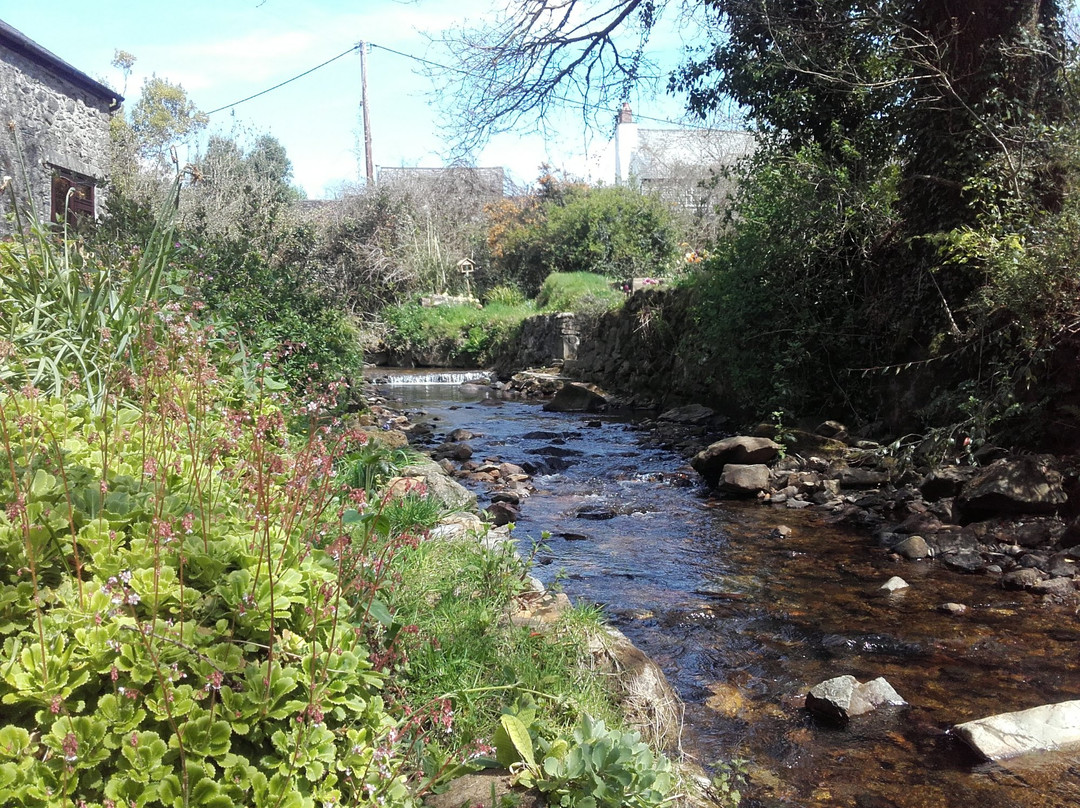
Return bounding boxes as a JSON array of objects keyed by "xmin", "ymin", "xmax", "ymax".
[{"xmin": 379, "ymin": 376, "xmax": 1080, "ymax": 808}]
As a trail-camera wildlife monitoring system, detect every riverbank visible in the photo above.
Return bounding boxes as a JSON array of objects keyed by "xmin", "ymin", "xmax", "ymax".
[
  {"xmin": 374, "ymin": 375, "xmax": 1080, "ymax": 807},
  {"xmin": 360, "ymin": 394, "xmax": 718, "ymax": 808}
]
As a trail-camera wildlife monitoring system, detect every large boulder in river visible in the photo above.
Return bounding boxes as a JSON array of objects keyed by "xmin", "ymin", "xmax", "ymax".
[
  {"xmin": 543, "ymin": 382, "xmax": 610, "ymax": 413},
  {"xmin": 806, "ymin": 675, "xmax": 907, "ymax": 722},
  {"xmin": 956, "ymin": 457, "xmax": 1067, "ymax": 522},
  {"xmin": 953, "ymin": 700, "xmax": 1080, "ymax": 760},
  {"xmin": 719, "ymin": 464, "xmax": 771, "ymax": 497},
  {"xmin": 692, "ymin": 436, "xmax": 781, "ymax": 486}
]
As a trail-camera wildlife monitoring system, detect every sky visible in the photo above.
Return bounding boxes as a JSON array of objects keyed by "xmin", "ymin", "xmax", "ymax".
[{"xmin": 2, "ymin": 0, "xmax": 719, "ymax": 199}]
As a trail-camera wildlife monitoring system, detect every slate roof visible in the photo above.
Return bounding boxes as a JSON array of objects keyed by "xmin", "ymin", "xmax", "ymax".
[{"xmin": 0, "ymin": 19, "xmax": 122, "ymax": 109}]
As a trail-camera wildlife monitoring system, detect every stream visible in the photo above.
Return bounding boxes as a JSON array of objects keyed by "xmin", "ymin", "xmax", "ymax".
[{"xmin": 376, "ymin": 373, "xmax": 1080, "ymax": 808}]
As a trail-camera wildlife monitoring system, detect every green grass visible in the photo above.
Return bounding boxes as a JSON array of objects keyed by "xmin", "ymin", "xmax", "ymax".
[
  {"xmin": 382, "ymin": 300, "xmax": 535, "ymax": 364},
  {"xmin": 536, "ymin": 272, "xmax": 624, "ymax": 313},
  {"xmin": 387, "ymin": 534, "xmax": 623, "ymax": 749}
]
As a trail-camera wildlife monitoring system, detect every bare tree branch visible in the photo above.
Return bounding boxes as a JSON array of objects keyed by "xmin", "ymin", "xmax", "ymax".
[{"xmin": 431, "ymin": 0, "xmax": 671, "ymax": 158}]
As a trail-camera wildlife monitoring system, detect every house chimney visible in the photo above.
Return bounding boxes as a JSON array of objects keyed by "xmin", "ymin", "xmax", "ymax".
[{"xmin": 614, "ymin": 102, "xmax": 638, "ymax": 184}]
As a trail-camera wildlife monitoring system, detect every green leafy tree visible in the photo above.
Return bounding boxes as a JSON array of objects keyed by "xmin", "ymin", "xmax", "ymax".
[{"xmin": 129, "ymin": 75, "xmax": 209, "ymax": 162}]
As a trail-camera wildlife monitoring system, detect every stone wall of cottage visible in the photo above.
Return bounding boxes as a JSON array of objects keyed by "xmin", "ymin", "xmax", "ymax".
[{"xmin": 0, "ymin": 47, "xmax": 114, "ymax": 224}]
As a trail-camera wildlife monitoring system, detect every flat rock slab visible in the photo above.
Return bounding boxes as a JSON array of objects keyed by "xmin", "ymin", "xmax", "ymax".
[
  {"xmin": 954, "ymin": 700, "xmax": 1080, "ymax": 760},
  {"xmin": 806, "ymin": 675, "xmax": 907, "ymax": 722}
]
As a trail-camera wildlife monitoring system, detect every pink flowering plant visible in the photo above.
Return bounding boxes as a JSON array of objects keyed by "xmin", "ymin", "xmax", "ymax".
[{"xmin": 0, "ymin": 323, "xmax": 453, "ymax": 806}]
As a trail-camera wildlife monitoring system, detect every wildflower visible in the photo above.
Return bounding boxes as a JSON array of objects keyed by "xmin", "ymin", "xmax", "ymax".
[{"xmin": 62, "ymin": 732, "xmax": 78, "ymax": 764}]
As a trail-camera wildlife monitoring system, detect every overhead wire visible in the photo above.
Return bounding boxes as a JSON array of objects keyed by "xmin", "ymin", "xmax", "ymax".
[
  {"xmin": 205, "ymin": 42, "xmax": 362, "ymax": 116},
  {"xmin": 202, "ymin": 37, "xmax": 737, "ymax": 131}
]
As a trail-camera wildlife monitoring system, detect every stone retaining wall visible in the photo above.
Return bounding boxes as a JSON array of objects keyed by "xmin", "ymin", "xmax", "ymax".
[{"xmin": 500, "ymin": 287, "xmax": 730, "ymax": 411}]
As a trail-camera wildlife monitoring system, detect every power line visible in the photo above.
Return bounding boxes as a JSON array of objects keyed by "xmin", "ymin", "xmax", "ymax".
[
  {"xmin": 369, "ymin": 41, "xmax": 729, "ymax": 131},
  {"xmin": 205, "ymin": 43, "xmax": 361, "ymax": 116},
  {"xmin": 201, "ymin": 36, "xmax": 736, "ymax": 132}
]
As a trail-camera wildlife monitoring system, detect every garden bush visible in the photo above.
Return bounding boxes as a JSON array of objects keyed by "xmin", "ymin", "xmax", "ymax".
[{"xmin": 483, "ymin": 179, "xmax": 681, "ymax": 297}]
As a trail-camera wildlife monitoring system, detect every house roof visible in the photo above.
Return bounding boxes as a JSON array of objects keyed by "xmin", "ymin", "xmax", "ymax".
[
  {"xmin": 629, "ymin": 128, "xmax": 755, "ymax": 181},
  {"xmin": 0, "ymin": 19, "xmax": 122, "ymax": 109}
]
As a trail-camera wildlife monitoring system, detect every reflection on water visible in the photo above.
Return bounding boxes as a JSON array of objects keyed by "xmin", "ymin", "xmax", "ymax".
[{"xmin": 377, "ymin": 378, "xmax": 1080, "ymax": 808}]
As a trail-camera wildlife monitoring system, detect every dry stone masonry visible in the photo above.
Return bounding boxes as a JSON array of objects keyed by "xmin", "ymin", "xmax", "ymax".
[{"xmin": 0, "ymin": 21, "xmax": 120, "ymax": 228}]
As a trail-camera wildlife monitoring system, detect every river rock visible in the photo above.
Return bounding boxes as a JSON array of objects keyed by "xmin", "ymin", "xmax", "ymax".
[
  {"xmin": 940, "ymin": 602, "xmax": 968, "ymax": 615},
  {"xmin": 355, "ymin": 426, "xmax": 410, "ymax": 450},
  {"xmin": 423, "ymin": 771, "xmax": 544, "ymax": 808},
  {"xmin": 1031, "ymin": 577, "xmax": 1076, "ymax": 598},
  {"xmin": 498, "ymin": 462, "xmax": 528, "ymax": 478},
  {"xmin": 486, "ymin": 501, "xmax": 520, "ymax": 526},
  {"xmin": 815, "ymin": 420, "xmax": 849, "ymax": 440},
  {"xmin": 719, "ymin": 464, "xmax": 771, "ymax": 497},
  {"xmin": 490, "ymin": 490, "xmax": 521, "ymax": 505},
  {"xmin": 837, "ymin": 466, "xmax": 890, "ymax": 488},
  {"xmin": 398, "ymin": 457, "xmax": 478, "ymax": 511},
  {"xmin": 892, "ymin": 535, "xmax": 931, "ymax": 560},
  {"xmin": 543, "ymin": 382, "xmax": 610, "ymax": 413},
  {"xmin": 880, "ymin": 576, "xmax": 909, "ymax": 592},
  {"xmin": 940, "ymin": 548, "xmax": 987, "ymax": 573},
  {"xmin": 919, "ymin": 467, "xmax": 977, "ymax": 501},
  {"xmin": 587, "ymin": 626, "xmax": 683, "ymax": 750},
  {"xmin": 1059, "ymin": 516, "xmax": 1080, "ymax": 549},
  {"xmin": 1001, "ymin": 567, "xmax": 1049, "ymax": 590},
  {"xmin": 953, "ymin": 700, "xmax": 1080, "ymax": 760},
  {"xmin": 956, "ymin": 457, "xmax": 1067, "ymax": 522},
  {"xmin": 658, "ymin": 403, "xmax": 716, "ymax": 426},
  {"xmin": 692, "ymin": 437, "xmax": 782, "ymax": 485},
  {"xmin": 431, "ymin": 441, "xmax": 473, "ymax": 461},
  {"xmin": 805, "ymin": 675, "xmax": 907, "ymax": 722}
]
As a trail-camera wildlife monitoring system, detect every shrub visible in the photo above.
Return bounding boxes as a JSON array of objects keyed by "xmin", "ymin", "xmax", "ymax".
[
  {"xmin": 483, "ymin": 180, "xmax": 681, "ymax": 296},
  {"xmin": 681, "ymin": 144, "xmax": 900, "ymax": 416},
  {"xmin": 184, "ymin": 236, "xmax": 365, "ymax": 399},
  {"xmin": 542, "ymin": 185, "xmax": 679, "ymax": 280},
  {"xmin": 0, "ymin": 360, "xmax": 419, "ymax": 806},
  {"xmin": 381, "ymin": 302, "xmax": 530, "ymax": 366}
]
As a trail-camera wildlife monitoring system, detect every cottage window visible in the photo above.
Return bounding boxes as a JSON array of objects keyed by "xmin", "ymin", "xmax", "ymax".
[{"xmin": 50, "ymin": 168, "xmax": 95, "ymax": 225}]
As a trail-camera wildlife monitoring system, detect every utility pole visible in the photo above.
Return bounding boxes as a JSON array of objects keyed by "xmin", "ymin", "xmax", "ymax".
[{"xmin": 359, "ymin": 40, "xmax": 375, "ymax": 186}]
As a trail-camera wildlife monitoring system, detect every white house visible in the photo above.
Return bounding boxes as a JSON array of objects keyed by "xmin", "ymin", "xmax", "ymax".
[{"xmin": 595, "ymin": 103, "xmax": 755, "ymax": 210}]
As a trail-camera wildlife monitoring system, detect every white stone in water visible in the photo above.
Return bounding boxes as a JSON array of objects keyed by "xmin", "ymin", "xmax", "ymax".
[
  {"xmin": 881, "ymin": 576, "xmax": 909, "ymax": 592},
  {"xmin": 806, "ymin": 675, "xmax": 907, "ymax": 721},
  {"xmin": 954, "ymin": 700, "xmax": 1080, "ymax": 760}
]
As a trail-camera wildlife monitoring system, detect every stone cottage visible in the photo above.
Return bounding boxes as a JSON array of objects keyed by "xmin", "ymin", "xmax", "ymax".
[{"xmin": 0, "ymin": 19, "xmax": 122, "ymax": 228}]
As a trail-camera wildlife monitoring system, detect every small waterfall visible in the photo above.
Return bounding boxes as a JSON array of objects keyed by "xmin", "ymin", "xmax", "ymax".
[{"xmin": 368, "ymin": 369, "xmax": 494, "ymax": 386}]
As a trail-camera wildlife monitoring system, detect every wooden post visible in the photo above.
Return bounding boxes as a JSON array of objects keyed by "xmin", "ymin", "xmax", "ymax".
[{"xmin": 359, "ymin": 41, "xmax": 375, "ymax": 186}]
